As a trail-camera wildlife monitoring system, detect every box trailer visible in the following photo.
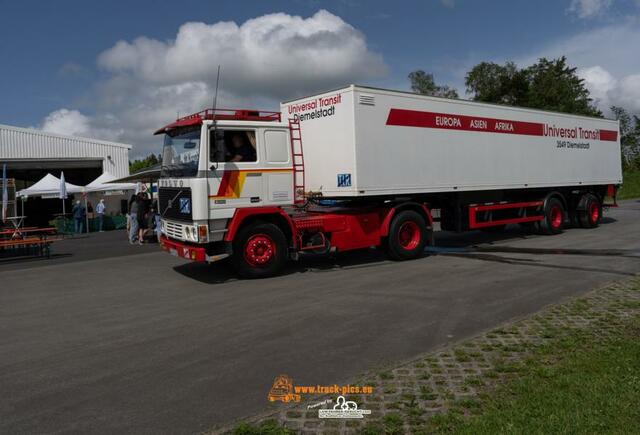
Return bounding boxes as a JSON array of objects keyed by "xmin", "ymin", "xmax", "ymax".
[
  {"xmin": 155, "ymin": 85, "xmax": 622, "ymax": 278},
  {"xmin": 281, "ymin": 85, "xmax": 621, "ymax": 198}
]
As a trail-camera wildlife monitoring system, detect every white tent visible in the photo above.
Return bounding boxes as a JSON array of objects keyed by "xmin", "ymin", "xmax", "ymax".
[
  {"xmin": 85, "ymin": 172, "xmax": 136, "ymax": 193},
  {"xmin": 16, "ymin": 173, "xmax": 83, "ymax": 198}
]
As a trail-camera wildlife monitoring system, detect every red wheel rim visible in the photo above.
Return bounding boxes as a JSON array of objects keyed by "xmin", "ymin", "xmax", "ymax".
[
  {"xmin": 589, "ymin": 201, "xmax": 599, "ymax": 223},
  {"xmin": 397, "ymin": 221, "xmax": 421, "ymax": 250},
  {"xmin": 244, "ymin": 234, "xmax": 276, "ymax": 267},
  {"xmin": 550, "ymin": 206, "xmax": 562, "ymax": 229}
]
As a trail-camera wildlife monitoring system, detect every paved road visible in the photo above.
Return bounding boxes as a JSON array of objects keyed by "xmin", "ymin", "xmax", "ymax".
[{"xmin": 1, "ymin": 201, "xmax": 639, "ymax": 434}]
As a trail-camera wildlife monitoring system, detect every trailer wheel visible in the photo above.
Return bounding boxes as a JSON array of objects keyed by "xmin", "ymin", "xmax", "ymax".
[
  {"xmin": 578, "ymin": 194, "xmax": 602, "ymax": 228},
  {"xmin": 481, "ymin": 224, "xmax": 507, "ymax": 233},
  {"xmin": 386, "ymin": 210, "xmax": 428, "ymax": 260},
  {"xmin": 539, "ymin": 197, "xmax": 565, "ymax": 235},
  {"xmin": 232, "ymin": 222, "xmax": 288, "ymax": 278}
]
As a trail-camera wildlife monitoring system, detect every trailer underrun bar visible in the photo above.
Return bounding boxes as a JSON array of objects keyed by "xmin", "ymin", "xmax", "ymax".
[{"xmin": 468, "ymin": 201, "xmax": 544, "ymax": 229}]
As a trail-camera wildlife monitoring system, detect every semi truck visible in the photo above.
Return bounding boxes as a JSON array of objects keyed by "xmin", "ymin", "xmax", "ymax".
[{"xmin": 156, "ymin": 85, "xmax": 622, "ymax": 278}]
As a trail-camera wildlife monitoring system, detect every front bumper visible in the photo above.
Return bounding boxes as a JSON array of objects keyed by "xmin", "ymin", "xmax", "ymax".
[{"xmin": 159, "ymin": 236, "xmax": 229, "ymax": 263}]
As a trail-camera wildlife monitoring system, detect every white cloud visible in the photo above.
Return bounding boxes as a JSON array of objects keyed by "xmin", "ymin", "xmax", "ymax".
[
  {"xmin": 568, "ymin": 0, "xmax": 612, "ymax": 18},
  {"xmin": 579, "ymin": 66, "xmax": 640, "ymax": 113},
  {"xmin": 39, "ymin": 10, "xmax": 386, "ymax": 157},
  {"xmin": 97, "ymin": 9, "xmax": 386, "ymax": 99},
  {"xmin": 57, "ymin": 62, "xmax": 87, "ymax": 78},
  {"xmin": 579, "ymin": 65, "xmax": 616, "ymax": 107},
  {"xmin": 41, "ymin": 108, "xmax": 124, "ymax": 141},
  {"xmin": 512, "ymin": 17, "xmax": 640, "ymax": 116},
  {"xmin": 41, "ymin": 109, "xmax": 93, "ymax": 137},
  {"xmin": 608, "ymin": 73, "xmax": 640, "ymax": 112}
]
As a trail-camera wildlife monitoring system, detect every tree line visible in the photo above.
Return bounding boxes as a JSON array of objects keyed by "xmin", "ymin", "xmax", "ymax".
[
  {"xmin": 409, "ymin": 56, "xmax": 640, "ymax": 170},
  {"xmin": 129, "ymin": 153, "xmax": 162, "ymax": 173}
]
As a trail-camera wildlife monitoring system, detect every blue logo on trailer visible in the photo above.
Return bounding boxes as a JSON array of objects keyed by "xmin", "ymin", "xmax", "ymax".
[
  {"xmin": 337, "ymin": 173, "xmax": 352, "ymax": 187},
  {"xmin": 179, "ymin": 198, "xmax": 191, "ymax": 214}
]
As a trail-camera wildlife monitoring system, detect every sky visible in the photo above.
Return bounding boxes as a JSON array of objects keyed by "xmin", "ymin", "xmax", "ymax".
[{"xmin": 1, "ymin": 0, "xmax": 640, "ymax": 158}]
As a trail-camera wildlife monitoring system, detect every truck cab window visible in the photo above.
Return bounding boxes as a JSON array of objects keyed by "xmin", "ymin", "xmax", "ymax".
[{"xmin": 210, "ymin": 129, "xmax": 257, "ymax": 163}]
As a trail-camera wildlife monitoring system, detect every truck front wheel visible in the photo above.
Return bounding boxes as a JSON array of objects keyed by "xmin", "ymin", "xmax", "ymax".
[
  {"xmin": 386, "ymin": 210, "xmax": 428, "ymax": 260},
  {"xmin": 232, "ymin": 222, "xmax": 288, "ymax": 278}
]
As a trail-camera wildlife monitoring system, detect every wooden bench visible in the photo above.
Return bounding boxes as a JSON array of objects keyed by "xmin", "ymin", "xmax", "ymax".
[{"xmin": 0, "ymin": 228, "xmax": 61, "ymax": 258}]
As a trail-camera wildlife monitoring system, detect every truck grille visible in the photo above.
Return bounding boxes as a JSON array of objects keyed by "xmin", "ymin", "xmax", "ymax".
[
  {"xmin": 159, "ymin": 187, "xmax": 192, "ymax": 222},
  {"xmin": 164, "ymin": 220, "xmax": 185, "ymax": 240}
]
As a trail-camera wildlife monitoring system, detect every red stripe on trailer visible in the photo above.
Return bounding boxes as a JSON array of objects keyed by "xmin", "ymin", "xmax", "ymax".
[
  {"xmin": 599, "ymin": 129, "xmax": 618, "ymax": 141},
  {"xmin": 468, "ymin": 201, "xmax": 544, "ymax": 229},
  {"xmin": 387, "ymin": 109, "xmax": 544, "ymax": 136},
  {"xmin": 386, "ymin": 109, "xmax": 619, "ymax": 142}
]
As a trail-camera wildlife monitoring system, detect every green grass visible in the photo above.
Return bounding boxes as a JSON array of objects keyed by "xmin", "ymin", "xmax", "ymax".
[
  {"xmin": 430, "ymin": 318, "xmax": 640, "ymax": 434},
  {"xmin": 618, "ymin": 169, "xmax": 640, "ymax": 199}
]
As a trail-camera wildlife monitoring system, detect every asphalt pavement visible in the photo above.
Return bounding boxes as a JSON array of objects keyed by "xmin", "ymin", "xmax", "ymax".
[{"xmin": 1, "ymin": 201, "xmax": 639, "ymax": 434}]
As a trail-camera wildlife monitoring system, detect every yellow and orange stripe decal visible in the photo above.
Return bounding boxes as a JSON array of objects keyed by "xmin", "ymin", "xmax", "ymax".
[{"xmin": 209, "ymin": 169, "xmax": 293, "ymax": 199}]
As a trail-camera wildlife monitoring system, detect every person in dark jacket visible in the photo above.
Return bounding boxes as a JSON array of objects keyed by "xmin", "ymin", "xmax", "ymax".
[
  {"xmin": 72, "ymin": 200, "xmax": 86, "ymax": 234},
  {"xmin": 137, "ymin": 193, "xmax": 149, "ymax": 244}
]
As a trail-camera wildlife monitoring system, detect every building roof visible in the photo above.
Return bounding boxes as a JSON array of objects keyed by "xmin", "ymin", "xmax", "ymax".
[{"xmin": 0, "ymin": 123, "xmax": 132, "ymax": 149}]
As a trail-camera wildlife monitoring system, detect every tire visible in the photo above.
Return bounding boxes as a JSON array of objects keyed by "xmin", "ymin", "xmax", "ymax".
[
  {"xmin": 232, "ymin": 222, "xmax": 288, "ymax": 278},
  {"xmin": 578, "ymin": 193, "xmax": 602, "ymax": 228},
  {"xmin": 539, "ymin": 197, "xmax": 565, "ymax": 235},
  {"xmin": 520, "ymin": 221, "xmax": 540, "ymax": 234},
  {"xmin": 386, "ymin": 210, "xmax": 428, "ymax": 260},
  {"xmin": 481, "ymin": 224, "xmax": 506, "ymax": 233}
]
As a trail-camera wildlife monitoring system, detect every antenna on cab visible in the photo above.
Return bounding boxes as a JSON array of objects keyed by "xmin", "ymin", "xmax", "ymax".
[
  {"xmin": 210, "ymin": 65, "xmax": 222, "ymax": 172},
  {"xmin": 213, "ymin": 65, "xmax": 221, "ymax": 116}
]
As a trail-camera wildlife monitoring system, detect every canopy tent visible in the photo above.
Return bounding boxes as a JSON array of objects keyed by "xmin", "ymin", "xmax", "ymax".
[
  {"xmin": 109, "ymin": 163, "xmax": 161, "ymax": 183},
  {"xmin": 16, "ymin": 173, "xmax": 83, "ymax": 198},
  {"xmin": 85, "ymin": 172, "xmax": 136, "ymax": 193}
]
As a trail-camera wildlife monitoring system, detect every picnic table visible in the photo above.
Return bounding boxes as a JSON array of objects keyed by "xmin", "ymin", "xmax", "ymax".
[
  {"xmin": 0, "ymin": 226, "xmax": 61, "ymax": 258},
  {"xmin": 2, "ymin": 215, "xmax": 26, "ymax": 238}
]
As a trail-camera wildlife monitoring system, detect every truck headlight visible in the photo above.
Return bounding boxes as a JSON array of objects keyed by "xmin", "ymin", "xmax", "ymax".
[{"xmin": 184, "ymin": 226, "xmax": 193, "ymax": 241}]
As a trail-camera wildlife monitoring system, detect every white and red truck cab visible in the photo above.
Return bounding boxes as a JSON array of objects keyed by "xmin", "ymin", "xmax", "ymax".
[{"xmin": 156, "ymin": 85, "xmax": 622, "ymax": 278}]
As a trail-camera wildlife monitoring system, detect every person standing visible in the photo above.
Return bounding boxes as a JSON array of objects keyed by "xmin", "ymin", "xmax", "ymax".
[
  {"xmin": 137, "ymin": 193, "xmax": 149, "ymax": 245},
  {"xmin": 128, "ymin": 194, "xmax": 139, "ymax": 244},
  {"xmin": 72, "ymin": 200, "xmax": 85, "ymax": 234},
  {"xmin": 96, "ymin": 199, "xmax": 106, "ymax": 232}
]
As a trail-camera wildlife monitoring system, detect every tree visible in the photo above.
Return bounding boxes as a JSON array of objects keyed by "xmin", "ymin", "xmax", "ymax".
[
  {"xmin": 464, "ymin": 61, "xmax": 527, "ymax": 105},
  {"xmin": 611, "ymin": 106, "xmax": 640, "ymax": 169},
  {"xmin": 465, "ymin": 57, "xmax": 601, "ymax": 117},
  {"xmin": 129, "ymin": 153, "xmax": 161, "ymax": 173},
  {"xmin": 525, "ymin": 57, "xmax": 601, "ymax": 117},
  {"xmin": 408, "ymin": 70, "xmax": 459, "ymax": 99}
]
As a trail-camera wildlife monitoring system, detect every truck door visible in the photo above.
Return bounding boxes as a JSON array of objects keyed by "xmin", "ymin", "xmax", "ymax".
[
  {"xmin": 262, "ymin": 128, "xmax": 294, "ymax": 205},
  {"xmin": 208, "ymin": 127, "xmax": 262, "ymax": 211}
]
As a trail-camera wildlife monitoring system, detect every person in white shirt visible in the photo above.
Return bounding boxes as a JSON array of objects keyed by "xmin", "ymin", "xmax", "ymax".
[{"xmin": 96, "ymin": 199, "xmax": 106, "ymax": 232}]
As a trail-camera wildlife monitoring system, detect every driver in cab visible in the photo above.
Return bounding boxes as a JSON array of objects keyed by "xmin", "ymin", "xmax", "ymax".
[{"xmin": 226, "ymin": 133, "xmax": 256, "ymax": 162}]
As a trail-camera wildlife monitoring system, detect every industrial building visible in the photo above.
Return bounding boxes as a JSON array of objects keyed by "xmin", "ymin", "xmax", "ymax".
[
  {"xmin": 0, "ymin": 124, "xmax": 132, "ymax": 226},
  {"xmin": 0, "ymin": 124, "xmax": 131, "ymax": 185}
]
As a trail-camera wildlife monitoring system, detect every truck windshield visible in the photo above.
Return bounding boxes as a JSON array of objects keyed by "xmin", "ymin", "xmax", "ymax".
[{"xmin": 161, "ymin": 127, "xmax": 201, "ymax": 178}]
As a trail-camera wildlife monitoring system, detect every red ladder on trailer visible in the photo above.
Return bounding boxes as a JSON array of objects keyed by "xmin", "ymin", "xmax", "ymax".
[{"xmin": 288, "ymin": 118, "xmax": 306, "ymax": 205}]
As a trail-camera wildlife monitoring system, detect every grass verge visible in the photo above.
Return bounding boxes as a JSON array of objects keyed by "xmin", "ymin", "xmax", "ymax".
[
  {"xmin": 429, "ymin": 316, "xmax": 640, "ymax": 434},
  {"xmin": 618, "ymin": 169, "xmax": 640, "ymax": 199}
]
